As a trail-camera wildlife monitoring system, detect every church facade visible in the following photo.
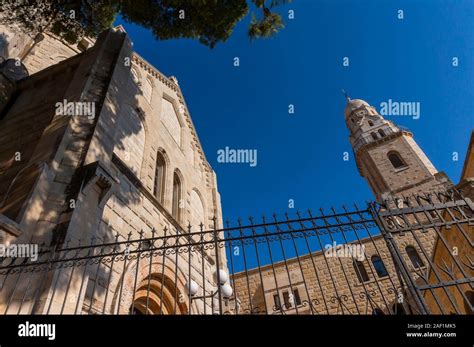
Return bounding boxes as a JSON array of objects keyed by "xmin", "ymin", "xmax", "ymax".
[{"xmin": 0, "ymin": 27, "xmax": 226, "ymax": 314}]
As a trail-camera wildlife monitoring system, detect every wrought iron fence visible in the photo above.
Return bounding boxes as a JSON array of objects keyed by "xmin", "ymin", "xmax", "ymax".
[
  {"xmin": 0, "ymin": 190, "xmax": 472, "ymax": 315},
  {"xmin": 369, "ymin": 190, "xmax": 474, "ymax": 315}
]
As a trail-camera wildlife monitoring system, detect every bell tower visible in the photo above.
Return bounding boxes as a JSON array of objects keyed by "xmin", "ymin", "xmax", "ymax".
[{"xmin": 344, "ymin": 97, "xmax": 452, "ymax": 200}]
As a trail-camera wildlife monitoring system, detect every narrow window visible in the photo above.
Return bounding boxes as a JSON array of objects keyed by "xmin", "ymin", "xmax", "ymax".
[
  {"xmin": 153, "ymin": 152, "xmax": 166, "ymax": 203},
  {"xmin": 406, "ymin": 246, "xmax": 424, "ymax": 269},
  {"xmin": 371, "ymin": 255, "xmax": 388, "ymax": 277},
  {"xmin": 353, "ymin": 261, "xmax": 370, "ymax": 283},
  {"xmin": 378, "ymin": 129, "xmax": 385, "ymax": 137},
  {"xmin": 371, "ymin": 132, "xmax": 378, "ymax": 141},
  {"xmin": 283, "ymin": 291, "xmax": 291, "ymax": 309},
  {"xmin": 172, "ymin": 171, "xmax": 182, "ymax": 222},
  {"xmin": 368, "ymin": 120, "xmax": 374, "ymax": 126},
  {"xmin": 273, "ymin": 294, "xmax": 281, "ymax": 310},
  {"xmin": 388, "ymin": 152, "xmax": 406, "ymax": 169},
  {"xmin": 293, "ymin": 289, "xmax": 302, "ymax": 306}
]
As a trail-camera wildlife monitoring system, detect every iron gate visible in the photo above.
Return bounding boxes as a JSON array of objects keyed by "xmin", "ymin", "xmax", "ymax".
[
  {"xmin": 0, "ymin": 190, "xmax": 472, "ymax": 315},
  {"xmin": 369, "ymin": 190, "xmax": 473, "ymax": 315}
]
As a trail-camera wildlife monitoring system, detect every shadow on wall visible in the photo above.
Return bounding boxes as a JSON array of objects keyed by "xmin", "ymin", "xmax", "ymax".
[
  {"xmin": 93, "ymin": 64, "xmax": 148, "ymax": 228},
  {"xmin": 62, "ymin": 43, "xmax": 150, "ymax": 248},
  {"xmin": 0, "ymin": 31, "xmax": 182, "ymax": 314},
  {"xmin": 0, "ymin": 33, "xmax": 9, "ymax": 62},
  {"xmin": 0, "ymin": 30, "xmax": 147, "ymax": 244}
]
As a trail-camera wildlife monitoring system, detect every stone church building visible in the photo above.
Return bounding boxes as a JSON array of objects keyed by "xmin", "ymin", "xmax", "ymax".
[
  {"xmin": 0, "ymin": 24, "xmax": 471, "ymax": 315},
  {"xmin": 0, "ymin": 26, "xmax": 226, "ymax": 314}
]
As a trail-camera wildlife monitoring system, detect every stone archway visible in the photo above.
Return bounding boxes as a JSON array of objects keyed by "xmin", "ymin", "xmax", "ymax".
[
  {"xmin": 131, "ymin": 274, "xmax": 188, "ymax": 315},
  {"xmin": 114, "ymin": 260, "xmax": 193, "ymax": 315}
]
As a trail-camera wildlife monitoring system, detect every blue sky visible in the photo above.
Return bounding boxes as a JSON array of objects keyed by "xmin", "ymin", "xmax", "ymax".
[{"xmin": 116, "ymin": 0, "xmax": 473, "ymax": 224}]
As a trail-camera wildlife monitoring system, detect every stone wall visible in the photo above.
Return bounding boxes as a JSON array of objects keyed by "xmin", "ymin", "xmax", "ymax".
[
  {"xmin": 359, "ymin": 132, "xmax": 451, "ymax": 200},
  {"xmin": 231, "ymin": 229, "xmax": 436, "ymax": 315},
  {"xmin": 0, "ymin": 24, "xmax": 89, "ymax": 75},
  {"xmin": 0, "ymin": 27, "xmax": 225, "ymax": 315}
]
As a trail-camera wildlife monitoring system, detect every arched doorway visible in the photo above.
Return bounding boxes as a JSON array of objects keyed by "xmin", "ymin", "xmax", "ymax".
[
  {"xmin": 113, "ymin": 258, "xmax": 193, "ymax": 315},
  {"xmin": 129, "ymin": 274, "xmax": 188, "ymax": 315}
]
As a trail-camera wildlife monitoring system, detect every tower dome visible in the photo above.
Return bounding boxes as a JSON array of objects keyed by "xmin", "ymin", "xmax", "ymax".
[{"xmin": 344, "ymin": 98, "xmax": 370, "ymax": 119}]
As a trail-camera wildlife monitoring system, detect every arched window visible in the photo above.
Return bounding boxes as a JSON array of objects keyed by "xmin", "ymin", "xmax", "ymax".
[
  {"xmin": 370, "ymin": 132, "xmax": 378, "ymax": 141},
  {"xmin": 388, "ymin": 152, "xmax": 406, "ymax": 169},
  {"xmin": 371, "ymin": 255, "xmax": 388, "ymax": 277},
  {"xmin": 353, "ymin": 261, "xmax": 370, "ymax": 283},
  {"xmin": 368, "ymin": 120, "xmax": 374, "ymax": 127},
  {"xmin": 406, "ymin": 246, "xmax": 424, "ymax": 269},
  {"xmin": 378, "ymin": 129, "xmax": 386, "ymax": 137},
  {"xmin": 172, "ymin": 171, "xmax": 182, "ymax": 222},
  {"xmin": 153, "ymin": 152, "xmax": 166, "ymax": 203}
]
